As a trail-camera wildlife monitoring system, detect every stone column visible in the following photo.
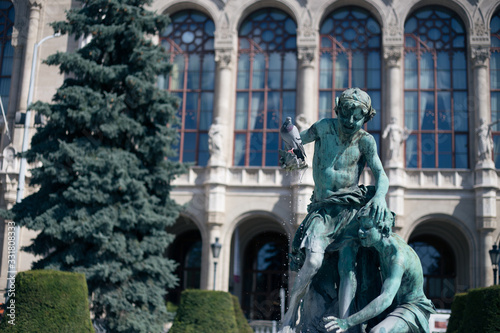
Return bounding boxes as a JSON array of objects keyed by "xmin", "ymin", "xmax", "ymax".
[
  {"xmin": 291, "ymin": 46, "xmax": 316, "ymax": 225},
  {"xmin": 200, "ymin": 32, "xmax": 236, "ymax": 291},
  {"xmin": 383, "ymin": 46, "xmax": 406, "ymax": 230},
  {"xmin": 209, "ymin": 48, "xmax": 233, "ymax": 168},
  {"xmin": 17, "ymin": 1, "xmax": 41, "ymax": 114},
  {"xmin": 471, "ymin": 45, "xmax": 498, "ymax": 287}
]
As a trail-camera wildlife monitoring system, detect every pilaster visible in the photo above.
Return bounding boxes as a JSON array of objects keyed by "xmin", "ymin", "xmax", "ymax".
[{"xmin": 382, "ymin": 45, "xmax": 406, "ymax": 229}]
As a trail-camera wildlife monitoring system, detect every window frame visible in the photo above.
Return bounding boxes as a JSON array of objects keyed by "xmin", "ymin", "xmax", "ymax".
[{"xmin": 403, "ymin": 6, "xmax": 469, "ymax": 169}]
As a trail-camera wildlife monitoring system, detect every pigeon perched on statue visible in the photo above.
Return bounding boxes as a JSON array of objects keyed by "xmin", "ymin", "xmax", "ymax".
[{"xmin": 279, "ymin": 117, "xmax": 307, "ymax": 171}]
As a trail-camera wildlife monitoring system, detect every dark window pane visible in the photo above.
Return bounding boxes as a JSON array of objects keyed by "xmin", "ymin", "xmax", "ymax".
[
  {"xmin": 422, "ymin": 133, "xmax": 435, "ymax": 168},
  {"xmin": 250, "ymin": 92, "xmax": 265, "ymax": 130},
  {"xmin": 319, "ymin": 91, "xmax": 332, "ymax": 120},
  {"xmin": 237, "ymin": 54, "xmax": 250, "ymax": 89},
  {"xmin": 184, "ymin": 93, "xmax": 199, "ymax": 129},
  {"xmin": 200, "ymin": 92, "xmax": 213, "ymax": 131},
  {"xmin": 335, "ymin": 53, "xmax": 348, "ymax": 88},
  {"xmin": 198, "ymin": 133, "xmax": 209, "ymax": 166},
  {"xmin": 320, "ymin": 53, "xmax": 333, "ymax": 89},
  {"xmin": 406, "ymin": 134, "xmax": 418, "ymax": 168},
  {"xmin": 235, "ymin": 93, "xmax": 249, "ymax": 130},
  {"xmin": 405, "ymin": 92, "xmax": 418, "ymax": 130},
  {"xmin": 252, "ymin": 54, "xmax": 266, "ymax": 89},
  {"xmin": 234, "ymin": 134, "xmax": 247, "ymax": 166},
  {"xmin": 420, "ymin": 92, "xmax": 435, "ymax": 130},
  {"xmin": 283, "ymin": 53, "xmax": 296, "ymax": 89},
  {"xmin": 268, "ymin": 53, "xmax": 282, "ymax": 89},
  {"xmin": 249, "ymin": 133, "xmax": 263, "ymax": 166},
  {"xmin": 438, "ymin": 134, "xmax": 452, "ymax": 168},
  {"xmin": 455, "ymin": 134, "xmax": 468, "ymax": 169},
  {"xmin": 437, "ymin": 92, "xmax": 451, "ymax": 130},
  {"xmin": 453, "ymin": 92, "xmax": 468, "ymax": 132}
]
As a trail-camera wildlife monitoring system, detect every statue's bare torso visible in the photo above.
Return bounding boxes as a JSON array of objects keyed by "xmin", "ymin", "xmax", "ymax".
[{"xmin": 304, "ymin": 118, "xmax": 372, "ymax": 201}]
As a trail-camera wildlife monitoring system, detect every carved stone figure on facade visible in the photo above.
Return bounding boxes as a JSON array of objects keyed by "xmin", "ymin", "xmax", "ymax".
[
  {"xmin": 2, "ymin": 146, "xmax": 16, "ymax": 172},
  {"xmin": 279, "ymin": 88, "xmax": 391, "ymax": 333},
  {"xmin": 476, "ymin": 118, "xmax": 500, "ymax": 163},
  {"xmin": 208, "ymin": 117, "xmax": 224, "ymax": 166},
  {"xmin": 382, "ymin": 117, "xmax": 410, "ymax": 164}
]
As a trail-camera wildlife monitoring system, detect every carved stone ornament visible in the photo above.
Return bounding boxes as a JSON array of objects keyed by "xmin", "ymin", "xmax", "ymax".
[
  {"xmin": 383, "ymin": 46, "xmax": 402, "ymax": 67},
  {"xmin": 387, "ymin": 22, "xmax": 401, "ymax": 37},
  {"xmin": 475, "ymin": 19, "xmax": 489, "ymax": 37},
  {"xmin": 298, "ymin": 47, "xmax": 315, "ymax": 66},
  {"xmin": 471, "ymin": 47, "xmax": 490, "ymax": 68},
  {"xmin": 215, "ymin": 49, "xmax": 233, "ymax": 68}
]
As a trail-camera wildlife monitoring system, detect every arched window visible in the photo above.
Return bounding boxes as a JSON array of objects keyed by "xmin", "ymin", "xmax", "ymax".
[
  {"xmin": 235, "ymin": 8, "xmax": 297, "ymax": 167},
  {"xmin": 167, "ymin": 229, "xmax": 202, "ymax": 305},
  {"xmin": 242, "ymin": 232, "xmax": 288, "ymax": 320},
  {"xmin": 409, "ymin": 235, "xmax": 456, "ymax": 309},
  {"xmin": 404, "ymin": 7, "xmax": 468, "ymax": 169},
  {"xmin": 160, "ymin": 10, "xmax": 215, "ymax": 166},
  {"xmin": 0, "ymin": 1, "xmax": 14, "ymax": 110},
  {"xmin": 490, "ymin": 11, "xmax": 500, "ymax": 168},
  {"xmin": 319, "ymin": 7, "xmax": 382, "ymax": 150}
]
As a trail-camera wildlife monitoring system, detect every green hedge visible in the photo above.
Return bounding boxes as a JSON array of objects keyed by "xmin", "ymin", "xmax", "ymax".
[
  {"xmin": 447, "ymin": 286, "xmax": 500, "ymax": 333},
  {"xmin": 170, "ymin": 290, "xmax": 252, "ymax": 333},
  {"xmin": 446, "ymin": 293, "xmax": 467, "ymax": 333},
  {"xmin": 231, "ymin": 294, "xmax": 253, "ymax": 333},
  {"xmin": 0, "ymin": 270, "xmax": 94, "ymax": 332}
]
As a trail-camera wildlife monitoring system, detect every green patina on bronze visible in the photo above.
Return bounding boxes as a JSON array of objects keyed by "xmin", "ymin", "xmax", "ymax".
[{"xmin": 279, "ymin": 88, "xmax": 434, "ymax": 333}]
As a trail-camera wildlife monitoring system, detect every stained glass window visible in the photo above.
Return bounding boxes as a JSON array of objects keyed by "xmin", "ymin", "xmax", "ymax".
[
  {"xmin": 0, "ymin": 1, "xmax": 14, "ymax": 112},
  {"xmin": 491, "ymin": 11, "xmax": 500, "ymax": 168},
  {"xmin": 235, "ymin": 8, "xmax": 297, "ymax": 167},
  {"xmin": 319, "ymin": 7, "xmax": 382, "ymax": 151},
  {"xmin": 160, "ymin": 10, "xmax": 215, "ymax": 166},
  {"xmin": 404, "ymin": 7, "xmax": 468, "ymax": 168}
]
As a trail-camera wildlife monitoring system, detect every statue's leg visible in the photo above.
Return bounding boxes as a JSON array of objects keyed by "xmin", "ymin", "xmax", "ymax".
[
  {"xmin": 281, "ymin": 250, "xmax": 324, "ymax": 330},
  {"xmin": 369, "ymin": 316, "xmax": 411, "ymax": 333},
  {"xmin": 338, "ymin": 244, "xmax": 358, "ymax": 319}
]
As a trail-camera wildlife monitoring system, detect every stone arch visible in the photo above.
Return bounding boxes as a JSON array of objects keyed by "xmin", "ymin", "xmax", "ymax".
[
  {"xmin": 316, "ymin": 0, "xmax": 386, "ymax": 33},
  {"xmin": 226, "ymin": 211, "xmax": 290, "ymax": 320},
  {"xmin": 405, "ymin": 214, "xmax": 476, "ymax": 300},
  {"xmin": 232, "ymin": 0, "xmax": 301, "ymax": 33},
  {"xmin": 153, "ymin": 0, "xmax": 219, "ymax": 24},
  {"xmin": 166, "ymin": 214, "xmax": 204, "ymax": 304},
  {"xmin": 400, "ymin": 0, "xmax": 473, "ymax": 36},
  {"xmin": 483, "ymin": 1, "xmax": 500, "ymax": 28}
]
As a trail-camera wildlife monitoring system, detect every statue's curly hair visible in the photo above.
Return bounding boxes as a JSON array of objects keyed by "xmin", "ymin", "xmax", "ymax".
[
  {"xmin": 356, "ymin": 205, "xmax": 395, "ymax": 238},
  {"xmin": 334, "ymin": 87, "xmax": 376, "ymax": 124}
]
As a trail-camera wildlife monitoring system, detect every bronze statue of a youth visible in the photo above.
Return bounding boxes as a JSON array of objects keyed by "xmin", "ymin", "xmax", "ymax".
[
  {"xmin": 280, "ymin": 88, "xmax": 391, "ymax": 332},
  {"xmin": 323, "ymin": 209, "xmax": 435, "ymax": 333}
]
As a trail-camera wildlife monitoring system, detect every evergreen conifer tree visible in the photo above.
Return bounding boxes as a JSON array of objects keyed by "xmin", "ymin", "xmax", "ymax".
[{"xmin": 9, "ymin": 0, "xmax": 185, "ymax": 331}]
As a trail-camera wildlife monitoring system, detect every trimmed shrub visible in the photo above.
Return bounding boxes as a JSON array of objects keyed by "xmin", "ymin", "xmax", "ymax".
[
  {"xmin": 0, "ymin": 270, "xmax": 94, "ymax": 332},
  {"xmin": 170, "ymin": 290, "xmax": 252, "ymax": 333},
  {"xmin": 460, "ymin": 285, "xmax": 500, "ymax": 333},
  {"xmin": 447, "ymin": 286, "xmax": 500, "ymax": 333},
  {"xmin": 231, "ymin": 295, "xmax": 253, "ymax": 333},
  {"xmin": 446, "ymin": 293, "xmax": 467, "ymax": 333}
]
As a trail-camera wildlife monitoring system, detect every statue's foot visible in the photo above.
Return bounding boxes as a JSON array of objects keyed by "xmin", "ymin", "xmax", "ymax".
[{"xmin": 278, "ymin": 325, "xmax": 296, "ymax": 333}]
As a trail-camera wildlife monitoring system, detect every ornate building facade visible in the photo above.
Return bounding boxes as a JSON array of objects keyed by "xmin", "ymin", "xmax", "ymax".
[{"xmin": 1, "ymin": 0, "xmax": 500, "ymax": 322}]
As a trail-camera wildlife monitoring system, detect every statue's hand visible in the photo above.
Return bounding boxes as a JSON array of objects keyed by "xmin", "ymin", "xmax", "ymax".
[
  {"xmin": 366, "ymin": 196, "xmax": 389, "ymax": 223},
  {"xmin": 323, "ymin": 316, "xmax": 348, "ymax": 332}
]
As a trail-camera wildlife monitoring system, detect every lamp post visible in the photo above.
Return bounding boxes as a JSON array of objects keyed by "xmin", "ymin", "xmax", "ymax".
[
  {"xmin": 211, "ymin": 237, "xmax": 221, "ymax": 290},
  {"xmin": 7, "ymin": 32, "xmax": 61, "ymax": 300},
  {"xmin": 489, "ymin": 234, "xmax": 500, "ymax": 285}
]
